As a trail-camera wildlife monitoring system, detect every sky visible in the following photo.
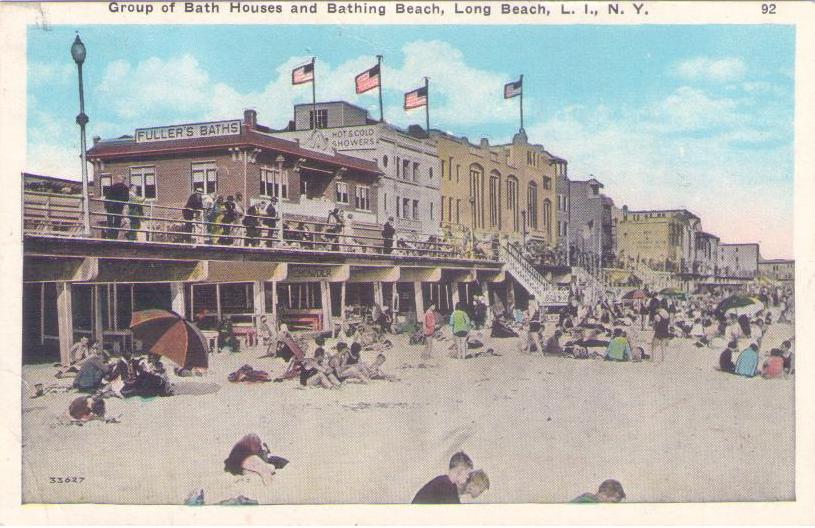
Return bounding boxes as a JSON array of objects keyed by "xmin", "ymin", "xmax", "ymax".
[{"xmin": 26, "ymin": 24, "xmax": 794, "ymax": 258}]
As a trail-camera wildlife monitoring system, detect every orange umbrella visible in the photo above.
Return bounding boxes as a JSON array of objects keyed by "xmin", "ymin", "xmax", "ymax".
[{"xmin": 130, "ymin": 309, "xmax": 208, "ymax": 369}]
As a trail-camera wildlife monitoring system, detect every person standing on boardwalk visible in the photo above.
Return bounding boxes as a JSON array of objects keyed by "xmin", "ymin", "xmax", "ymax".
[{"xmin": 382, "ymin": 216, "xmax": 396, "ymax": 254}]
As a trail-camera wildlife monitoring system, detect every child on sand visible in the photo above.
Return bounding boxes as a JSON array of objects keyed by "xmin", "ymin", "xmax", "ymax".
[
  {"xmin": 412, "ymin": 451, "xmax": 474, "ymax": 504},
  {"xmin": 571, "ymin": 479, "xmax": 626, "ymax": 503}
]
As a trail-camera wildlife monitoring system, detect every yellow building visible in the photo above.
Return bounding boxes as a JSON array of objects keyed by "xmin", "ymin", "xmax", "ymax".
[
  {"xmin": 617, "ymin": 208, "xmax": 700, "ymax": 273},
  {"xmin": 432, "ymin": 130, "xmax": 561, "ymax": 246}
]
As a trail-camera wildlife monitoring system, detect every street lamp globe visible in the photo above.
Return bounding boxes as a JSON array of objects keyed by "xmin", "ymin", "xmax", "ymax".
[{"xmin": 70, "ymin": 33, "xmax": 86, "ymax": 65}]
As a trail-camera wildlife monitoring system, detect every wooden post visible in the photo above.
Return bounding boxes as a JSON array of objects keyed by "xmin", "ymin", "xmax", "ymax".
[
  {"xmin": 57, "ymin": 282, "xmax": 73, "ymax": 366},
  {"xmin": 215, "ymin": 283, "xmax": 222, "ymax": 320},
  {"xmin": 413, "ymin": 281, "xmax": 424, "ymax": 318},
  {"xmin": 391, "ymin": 283, "xmax": 398, "ymax": 312},
  {"xmin": 374, "ymin": 282, "xmax": 384, "ymax": 307},
  {"xmin": 340, "ymin": 282, "xmax": 347, "ymax": 321},
  {"xmin": 253, "ymin": 281, "xmax": 266, "ymax": 324},
  {"xmin": 171, "ymin": 282, "xmax": 185, "ymax": 318},
  {"xmin": 320, "ymin": 280, "xmax": 332, "ymax": 331},
  {"xmin": 451, "ymin": 281, "xmax": 460, "ymax": 308},
  {"xmin": 93, "ymin": 284, "xmax": 103, "ymax": 344},
  {"xmin": 271, "ymin": 281, "xmax": 279, "ymax": 330}
]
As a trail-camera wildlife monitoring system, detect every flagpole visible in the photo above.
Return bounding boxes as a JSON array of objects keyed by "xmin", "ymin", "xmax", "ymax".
[
  {"xmin": 377, "ymin": 55, "xmax": 384, "ymax": 123},
  {"xmin": 311, "ymin": 57, "xmax": 317, "ymax": 129},
  {"xmin": 519, "ymin": 74, "xmax": 524, "ymax": 133},
  {"xmin": 424, "ymin": 77, "xmax": 430, "ymax": 132}
]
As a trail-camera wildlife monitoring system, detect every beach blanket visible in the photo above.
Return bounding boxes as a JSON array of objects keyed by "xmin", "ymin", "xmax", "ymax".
[
  {"xmin": 734, "ymin": 347, "xmax": 759, "ymax": 377},
  {"xmin": 228, "ymin": 365, "xmax": 272, "ymax": 383}
]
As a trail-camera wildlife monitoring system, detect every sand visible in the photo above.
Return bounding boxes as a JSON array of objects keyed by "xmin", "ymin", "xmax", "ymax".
[{"xmin": 21, "ymin": 319, "xmax": 795, "ymax": 505}]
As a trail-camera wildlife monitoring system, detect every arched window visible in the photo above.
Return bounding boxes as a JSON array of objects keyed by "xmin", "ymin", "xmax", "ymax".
[
  {"xmin": 469, "ymin": 164, "xmax": 485, "ymax": 230},
  {"xmin": 506, "ymin": 176, "xmax": 519, "ymax": 232},
  {"xmin": 527, "ymin": 182, "xmax": 538, "ymax": 230},
  {"xmin": 543, "ymin": 198, "xmax": 552, "ymax": 238},
  {"xmin": 488, "ymin": 170, "xmax": 501, "ymax": 229}
]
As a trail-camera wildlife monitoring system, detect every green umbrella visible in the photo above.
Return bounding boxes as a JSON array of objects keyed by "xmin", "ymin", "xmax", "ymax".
[
  {"xmin": 716, "ymin": 295, "xmax": 764, "ymax": 316},
  {"xmin": 659, "ymin": 288, "xmax": 686, "ymax": 298}
]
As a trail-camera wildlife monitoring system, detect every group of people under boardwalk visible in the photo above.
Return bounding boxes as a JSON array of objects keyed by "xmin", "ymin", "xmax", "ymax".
[{"xmin": 49, "ymin": 335, "xmax": 176, "ymax": 423}]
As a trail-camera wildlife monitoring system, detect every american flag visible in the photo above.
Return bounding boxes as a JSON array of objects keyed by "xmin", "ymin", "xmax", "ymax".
[
  {"xmin": 504, "ymin": 78, "xmax": 522, "ymax": 99},
  {"xmin": 404, "ymin": 86, "xmax": 428, "ymax": 110},
  {"xmin": 292, "ymin": 62, "xmax": 314, "ymax": 85},
  {"xmin": 355, "ymin": 64, "xmax": 380, "ymax": 94}
]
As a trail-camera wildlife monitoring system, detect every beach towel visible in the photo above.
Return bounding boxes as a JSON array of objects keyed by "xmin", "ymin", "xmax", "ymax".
[
  {"xmin": 734, "ymin": 347, "xmax": 759, "ymax": 377},
  {"xmin": 228, "ymin": 365, "xmax": 272, "ymax": 383}
]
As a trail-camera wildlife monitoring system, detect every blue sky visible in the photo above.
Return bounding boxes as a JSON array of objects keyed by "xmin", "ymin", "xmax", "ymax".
[{"xmin": 27, "ymin": 24, "xmax": 794, "ymax": 258}]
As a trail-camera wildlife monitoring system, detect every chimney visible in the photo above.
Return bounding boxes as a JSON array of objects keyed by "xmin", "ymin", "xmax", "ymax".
[
  {"xmin": 480, "ymin": 138, "xmax": 489, "ymax": 148},
  {"xmin": 92, "ymin": 135, "xmax": 101, "ymax": 145},
  {"xmin": 243, "ymin": 108, "xmax": 257, "ymax": 129}
]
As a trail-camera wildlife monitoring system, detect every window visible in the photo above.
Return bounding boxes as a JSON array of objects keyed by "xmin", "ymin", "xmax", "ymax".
[
  {"xmin": 402, "ymin": 198, "xmax": 410, "ymax": 219},
  {"xmin": 130, "ymin": 166, "xmax": 156, "ymax": 199},
  {"xmin": 430, "ymin": 201, "xmax": 434, "ymax": 220},
  {"xmin": 440, "ymin": 196, "xmax": 444, "ymax": 221},
  {"xmin": 506, "ymin": 177, "xmax": 519, "ymax": 232},
  {"xmin": 440, "ymin": 160, "xmax": 446, "ymax": 180},
  {"xmin": 455, "ymin": 199, "xmax": 461, "ymax": 224},
  {"xmin": 527, "ymin": 182, "xmax": 538, "ymax": 229},
  {"xmin": 396, "ymin": 157, "xmax": 401, "ymax": 179},
  {"xmin": 412, "ymin": 162, "xmax": 419, "ymax": 182},
  {"xmin": 396, "ymin": 196, "xmax": 401, "ymax": 218},
  {"xmin": 403, "ymin": 159, "xmax": 410, "ymax": 181},
  {"xmin": 412, "ymin": 199, "xmax": 419, "ymax": 220},
  {"xmin": 456, "ymin": 164, "xmax": 460, "ymax": 182},
  {"xmin": 336, "ymin": 182, "xmax": 349, "ymax": 204},
  {"xmin": 469, "ymin": 165, "xmax": 484, "ymax": 229},
  {"xmin": 260, "ymin": 167, "xmax": 287, "ymax": 199},
  {"xmin": 383, "ymin": 155, "xmax": 388, "ymax": 168},
  {"xmin": 384, "ymin": 193, "xmax": 388, "ymax": 211},
  {"xmin": 488, "ymin": 171, "xmax": 501, "ymax": 228},
  {"xmin": 543, "ymin": 198, "xmax": 552, "ymax": 236},
  {"xmin": 543, "ymin": 176, "xmax": 551, "ymax": 190},
  {"xmin": 191, "ymin": 162, "xmax": 217, "ymax": 194},
  {"xmin": 309, "ymin": 109, "xmax": 328, "ymax": 129},
  {"xmin": 448, "ymin": 197, "xmax": 453, "ymax": 222},
  {"xmin": 429, "ymin": 167, "xmax": 433, "ymax": 180},
  {"xmin": 99, "ymin": 174, "xmax": 112, "ymax": 197},
  {"xmin": 354, "ymin": 186, "xmax": 370, "ymax": 211},
  {"xmin": 300, "ymin": 178, "xmax": 309, "ymax": 196}
]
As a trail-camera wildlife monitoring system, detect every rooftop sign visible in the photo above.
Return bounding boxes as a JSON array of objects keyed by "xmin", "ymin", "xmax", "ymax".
[{"xmin": 135, "ymin": 120, "xmax": 242, "ymax": 143}]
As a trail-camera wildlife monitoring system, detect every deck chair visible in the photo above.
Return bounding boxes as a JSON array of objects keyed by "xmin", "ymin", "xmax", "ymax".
[{"xmin": 274, "ymin": 335, "xmax": 306, "ymax": 381}]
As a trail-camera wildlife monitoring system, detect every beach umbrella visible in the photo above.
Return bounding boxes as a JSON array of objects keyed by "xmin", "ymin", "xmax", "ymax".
[
  {"xmin": 716, "ymin": 295, "xmax": 764, "ymax": 317},
  {"xmin": 622, "ymin": 289, "xmax": 647, "ymax": 300},
  {"xmin": 129, "ymin": 309, "xmax": 208, "ymax": 369},
  {"xmin": 659, "ymin": 287, "xmax": 686, "ymax": 298}
]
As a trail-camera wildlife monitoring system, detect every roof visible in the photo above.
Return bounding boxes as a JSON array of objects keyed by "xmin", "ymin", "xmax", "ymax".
[
  {"xmin": 697, "ymin": 231, "xmax": 720, "ymax": 240},
  {"xmin": 720, "ymin": 242, "xmax": 760, "ymax": 248},
  {"xmin": 87, "ymin": 125, "xmax": 381, "ymax": 176},
  {"xmin": 623, "ymin": 208, "xmax": 701, "ymax": 221},
  {"xmin": 759, "ymin": 258, "xmax": 794, "ymax": 264}
]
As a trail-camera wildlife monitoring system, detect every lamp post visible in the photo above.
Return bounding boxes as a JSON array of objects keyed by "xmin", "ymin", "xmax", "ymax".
[{"xmin": 71, "ymin": 33, "xmax": 90, "ymax": 236}]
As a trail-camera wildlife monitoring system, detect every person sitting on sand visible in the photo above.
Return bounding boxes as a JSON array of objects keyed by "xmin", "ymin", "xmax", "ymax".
[
  {"xmin": 223, "ymin": 433, "xmax": 277, "ymax": 486},
  {"xmin": 412, "ymin": 451, "xmax": 474, "ymax": 504},
  {"xmin": 604, "ymin": 328, "xmax": 632, "ymax": 362},
  {"xmin": 330, "ymin": 342, "xmax": 369, "ymax": 383},
  {"xmin": 360, "ymin": 353, "xmax": 398, "ymax": 381},
  {"xmin": 68, "ymin": 394, "xmax": 106, "ymax": 422},
  {"xmin": 55, "ymin": 337, "xmax": 92, "ymax": 378},
  {"xmin": 72, "ymin": 350, "xmax": 110, "ymax": 393},
  {"xmin": 718, "ymin": 340, "xmax": 739, "ymax": 373},
  {"xmin": 461, "ymin": 469, "xmax": 490, "ymax": 501},
  {"xmin": 734, "ymin": 343, "xmax": 760, "ymax": 377},
  {"xmin": 299, "ymin": 348, "xmax": 341, "ymax": 389},
  {"xmin": 571, "ymin": 479, "xmax": 627, "ymax": 503},
  {"xmin": 761, "ymin": 348, "xmax": 785, "ymax": 379},
  {"xmin": 544, "ymin": 330, "xmax": 564, "ymax": 356}
]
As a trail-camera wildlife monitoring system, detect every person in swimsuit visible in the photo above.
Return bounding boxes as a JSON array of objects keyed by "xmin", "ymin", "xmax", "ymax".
[
  {"xmin": 526, "ymin": 296, "xmax": 544, "ymax": 354},
  {"xmin": 299, "ymin": 349, "xmax": 340, "ymax": 389},
  {"xmin": 223, "ymin": 433, "xmax": 277, "ymax": 486}
]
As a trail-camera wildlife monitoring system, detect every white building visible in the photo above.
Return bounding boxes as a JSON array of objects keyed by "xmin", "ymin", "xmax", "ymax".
[
  {"xmin": 272, "ymin": 101, "xmax": 441, "ymax": 236},
  {"xmin": 718, "ymin": 243, "xmax": 760, "ymax": 278}
]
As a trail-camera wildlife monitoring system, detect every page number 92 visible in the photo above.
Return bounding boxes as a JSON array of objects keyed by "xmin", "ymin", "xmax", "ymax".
[{"xmin": 762, "ymin": 3, "xmax": 776, "ymax": 14}]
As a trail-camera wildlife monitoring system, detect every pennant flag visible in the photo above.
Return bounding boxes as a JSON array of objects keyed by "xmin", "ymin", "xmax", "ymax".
[
  {"xmin": 292, "ymin": 62, "xmax": 314, "ymax": 85},
  {"xmin": 504, "ymin": 78, "xmax": 522, "ymax": 99},
  {"xmin": 355, "ymin": 64, "xmax": 381, "ymax": 94},
  {"xmin": 404, "ymin": 86, "xmax": 428, "ymax": 110}
]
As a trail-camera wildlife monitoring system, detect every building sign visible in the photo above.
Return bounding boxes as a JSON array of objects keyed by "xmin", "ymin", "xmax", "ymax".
[
  {"xmin": 329, "ymin": 126, "xmax": 379, "ymax": 151},
  {"xmin": 135, "ymin": 120, "xmax": 242, "ymax": 143}
]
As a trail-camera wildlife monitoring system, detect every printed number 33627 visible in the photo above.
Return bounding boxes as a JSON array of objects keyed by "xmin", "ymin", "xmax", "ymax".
[{"xmin": 49, "ymin": 477, "xmax": 85, "ymax": 483}]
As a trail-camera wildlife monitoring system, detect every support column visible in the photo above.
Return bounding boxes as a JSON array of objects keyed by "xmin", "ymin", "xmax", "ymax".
[
  {"xmin": 413, "ymin": 281, "xmax": 425, "ymax": 317},
  {"xmin": 320, "ymin": 281, "xmax": 332, "ymax": 331},
  {"xmin": 505, "ymin": 278, "xmax": 516, "ymax": 309},
  {"xmin": 57, "ymin": 282, "xmax": 73, "ymax": 366},
  {"xmin": 451, "ymin": 281, "xmax": 460, "ymax": 307},
  {"xmin": 340, "ymin": 282, "xmax": 347, "ymax": 321},
  {"xmin": 93, "ymin": 284, "xmax": 103, "ymax": 344},
  {"xmin": 170, "ymin": 282, "xmax": 185, "ymax": 318},
  {"xmin": 253, "ymin": 281, "xmax": 266, "ymax": 324},
  {"xmin": 373, "ymin": 282, "xmax": 384, "ymax": 308},
  {"xmin": 391, "ymin": 283, "xmax": 398, "ymax": 312},
  {"xmin": 271, "ymin": 281, "xmax": 279, "ymax": 330}
]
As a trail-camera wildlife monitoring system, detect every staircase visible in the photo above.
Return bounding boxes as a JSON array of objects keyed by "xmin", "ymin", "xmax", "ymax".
[
  {"xmin": 631, "ymin": 262, "xmax": 677, "ymax": 291},
  {"xmin": 500, "ymin": 242, "xmax": 570, "ymax": 305}
]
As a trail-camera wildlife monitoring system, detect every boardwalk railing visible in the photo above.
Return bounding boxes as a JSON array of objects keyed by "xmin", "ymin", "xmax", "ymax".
[
  {"xmin": 501, "ymin": 241, "xmax": 569, "ymax": 305},
  {"xmin": 22, "ymin": 191, "xmax": 499, "ymax": 262}
]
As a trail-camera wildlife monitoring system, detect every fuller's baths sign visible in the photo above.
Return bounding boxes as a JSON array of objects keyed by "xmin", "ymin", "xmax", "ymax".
[{"xmin": 135, "ymin": 120, "xmax": 242, "ymax": 143}]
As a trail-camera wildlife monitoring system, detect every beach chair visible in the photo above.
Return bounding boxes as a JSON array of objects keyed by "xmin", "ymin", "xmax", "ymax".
[{"xmin": 275, "ymin": 335, "xmax": 307, "ymax": 381}]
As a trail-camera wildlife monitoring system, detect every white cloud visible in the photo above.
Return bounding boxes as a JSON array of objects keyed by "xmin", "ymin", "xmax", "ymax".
[
  {"xmin": 28, "ymin": 61, "xmax": 74, "ymax": 86},
  {"xmin": 673, "ymin": 57, "xmax": 747, "ymax": 83},
  {"xmin": 648, "ymin": 86, "xmax": 742, "ymax": 133}
]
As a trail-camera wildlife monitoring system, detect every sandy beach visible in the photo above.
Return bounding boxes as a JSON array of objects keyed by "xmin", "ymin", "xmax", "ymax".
[{"xmin": 21, "ymin": 320, "xmax": 794, "ymax": 505}]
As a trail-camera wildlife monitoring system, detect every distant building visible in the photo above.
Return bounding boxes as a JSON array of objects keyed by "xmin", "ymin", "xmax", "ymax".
[
  {"xmin": 272, "ymin": 101, "xmax": 441, "ymax": 235},
  {"xmin": 717, "ymin": 243, "xmax": 760, "ymax": 279},
  {"xmin": 431, "ymin": 129, "xmax": 562, "ymax": 247},
  {"xmin": 758, "ymin": 258, "xmax": 794, "ymax": 282},
  {"xmin": 23, "ymin": 172, "xmax": 82, "ymax": 195},
  {"xmin": 694, "ymin": 231, "xmax": 720, "ymax": 276},
  {"xmin": 617, "ymin": 208, "xmax": 701, "ymax": 273},
  {"xmin": 567, "ymin": 177, "xmax": 619, "ymax": 268}
]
